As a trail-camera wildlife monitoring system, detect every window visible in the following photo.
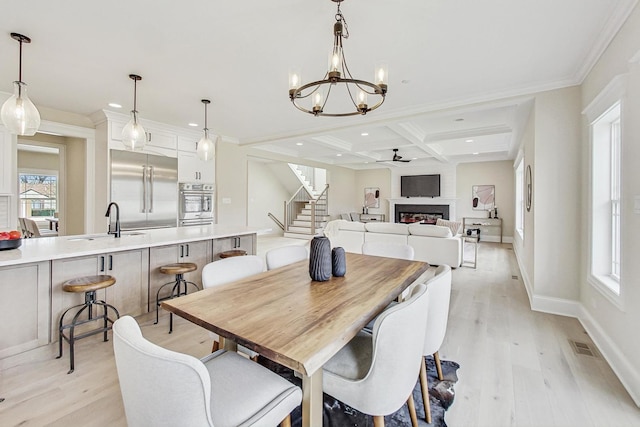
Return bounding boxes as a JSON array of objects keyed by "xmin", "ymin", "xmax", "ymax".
[
  {"xmin": 590, "ymin": 103, "xmax": 621, "ymax": 298},
  {"xmin": 515, "ymin": 160, "xmax": 524, "ymax": 238},
  {"xmin": 19, "ymin": 173, "xmax": 58, "ymax": 218}
]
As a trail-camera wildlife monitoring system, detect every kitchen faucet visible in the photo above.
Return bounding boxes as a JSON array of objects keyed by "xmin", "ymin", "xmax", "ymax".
[{"xmin": 105, "ymin": 202, "xmax": 121, "ymax": 238}]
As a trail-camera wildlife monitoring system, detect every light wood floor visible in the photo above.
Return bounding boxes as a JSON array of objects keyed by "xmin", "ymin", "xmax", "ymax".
[{"xmin": 1, "ymin": 237, "xmax": 638, "ymax": 426}]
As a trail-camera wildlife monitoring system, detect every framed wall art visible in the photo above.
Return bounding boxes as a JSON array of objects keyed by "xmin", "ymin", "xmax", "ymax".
[
  {"xmin": 364, "ymin": 187, "xmax": 380, "ymax": 208},
  {"xmin": 472, "ymin": 185, "xmax": 495, "ymax": 211}
]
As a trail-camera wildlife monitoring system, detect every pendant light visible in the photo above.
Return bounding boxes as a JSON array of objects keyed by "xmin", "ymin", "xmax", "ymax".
[
  {"xmin": 121, "ymin": 74, "xmax": 146, "ymax": 151},
  {"xmin": 196, "ymin": 99, "xmax": 215, "ymax": 161},
  {"xmin": 1, "ymin": 33, "xmax": 41, "ymax": 136}
]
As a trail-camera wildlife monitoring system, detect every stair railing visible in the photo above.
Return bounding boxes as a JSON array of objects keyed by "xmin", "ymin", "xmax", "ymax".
[
  {"xmin": 284, "ymin": 185, "xmax": 314, "ymax": 233},
  {"xmin": 313, "ymin": 184, "xmax": 329, "ymax": 233},
  {"xmin": 267, "ymin": 212, "xmax": 285, "ymax": 231},
  {"xmin": 283, "ymin": 184, "xmax": 329, "ymax": 235}
]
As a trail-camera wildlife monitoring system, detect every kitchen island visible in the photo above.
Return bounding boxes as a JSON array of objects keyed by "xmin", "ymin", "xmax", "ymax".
[{"xmin": 0, "ymin": 225, "xmax": 258, "ymax": 359}]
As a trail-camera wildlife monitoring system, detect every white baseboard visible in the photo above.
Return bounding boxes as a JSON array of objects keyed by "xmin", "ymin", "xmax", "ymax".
[
  {"xmin": 578, "ymin": 306, "xmax": 640, "ymax": 407},
  {"xmin": 513, "ymin": 243, "xmax": 640, "ymax": 407}
]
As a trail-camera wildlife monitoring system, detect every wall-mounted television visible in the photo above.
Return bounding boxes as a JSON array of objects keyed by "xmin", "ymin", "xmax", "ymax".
[{"xmin": 401, "ymin": 174, "xmax": 441, "ymax": 198}]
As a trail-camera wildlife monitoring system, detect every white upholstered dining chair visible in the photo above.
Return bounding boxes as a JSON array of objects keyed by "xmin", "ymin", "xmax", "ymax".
[
  {"xmin": 201, "ymin": 255, "xmax": 265, "ymax": 356},
  {"xmin": 322, "ymin": 283, "xmax": 431, "ymax": 427},
  {"xmin": 265, "ymin": 245, "xmax": 308, "ymax": 270},
  {"xmin": 362, "ymin": 241, "xmax": 415, "ymax": 260},
  {"xmin": 113, "ymin": 315, "xmax": 301, "ymax": 427},
  {"xmin": 418, "ymin": 264, "xmax": 452, "ymax": 423}
]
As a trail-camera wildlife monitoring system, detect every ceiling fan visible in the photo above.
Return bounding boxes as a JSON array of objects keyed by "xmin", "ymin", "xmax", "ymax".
[{"xmin": 376, "ymin": 148, "xmax": 411, "ymax": 163}]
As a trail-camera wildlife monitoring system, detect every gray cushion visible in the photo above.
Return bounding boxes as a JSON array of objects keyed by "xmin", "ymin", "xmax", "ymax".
[{"xmin": 203, "ymin": 351, "xmax": 302, "ymax": 427}]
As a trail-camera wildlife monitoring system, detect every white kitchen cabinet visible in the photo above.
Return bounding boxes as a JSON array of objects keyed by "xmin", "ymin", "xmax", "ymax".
[
  {"xmin": 178, "ymin": 150, "xmax": 215, "ymax": 183},
  {"xmin": 0, "ymin": 261, "xmax": 50, "ymax": 359},
  {"xmin": 178, "ymin": 134, "xmax": 215, "ymax": 184},
  {"xmin": 51, "ymin": 249, "xmax": 149, "ymax": 338},
  {"xmin": 212, "ymin": 234, "xmax": 256, "ymax": 260},
  {"xmin": 148, "ymin": 240, "xmax": 212, "ymax": 309},
  {"xmin": 108, "ymin": 119, "xmax": 178, "ymax": 158}
]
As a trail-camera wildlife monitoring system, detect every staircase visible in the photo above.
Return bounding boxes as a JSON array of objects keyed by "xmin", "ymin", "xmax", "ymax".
[
  {"xmin": 284, "ymin": 199, "xmax": 330, "ymax": 239},
  {"xmin": 283, "ymin": 164, "xmax": 330, "ymax": 239}
]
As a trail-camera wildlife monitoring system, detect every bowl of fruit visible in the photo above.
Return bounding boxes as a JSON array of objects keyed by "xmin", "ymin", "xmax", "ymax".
[{"xmin": 0, "ymin": 230, "xmax": 22, "ymax": 250}]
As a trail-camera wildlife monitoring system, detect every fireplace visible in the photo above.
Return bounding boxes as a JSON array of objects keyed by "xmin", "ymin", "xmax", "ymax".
[{"xmin": 395, "ymin": 204, "xmax": 450, "ymax": 224}]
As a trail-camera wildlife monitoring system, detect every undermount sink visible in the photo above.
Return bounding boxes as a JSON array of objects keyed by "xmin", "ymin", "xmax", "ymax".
[{"xmin": 67, "ymin": 231, "xmax": 146, "ymax": 241}]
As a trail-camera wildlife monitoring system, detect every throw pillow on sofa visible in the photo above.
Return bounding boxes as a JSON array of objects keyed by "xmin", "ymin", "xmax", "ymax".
[{"xmin": 407, "ymin": 223, "xmax": 453, "ymax": 238}]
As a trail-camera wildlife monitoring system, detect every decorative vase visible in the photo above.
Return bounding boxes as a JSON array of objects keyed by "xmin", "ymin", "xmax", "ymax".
[
  {"xmin": 332, "ymin": 247, "xmax": 346, "ymax": 277},
  {"xmin": 309, "ymin": 236, "xmax": 332, "ymax": 281}
]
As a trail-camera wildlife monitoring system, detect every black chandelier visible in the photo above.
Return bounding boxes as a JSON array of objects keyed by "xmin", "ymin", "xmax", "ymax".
[{"xmin": 289, "ymin": 0, "xmax": 388, "ymax": 117}]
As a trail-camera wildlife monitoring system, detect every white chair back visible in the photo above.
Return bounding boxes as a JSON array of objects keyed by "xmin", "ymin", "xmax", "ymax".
[
  {"xmin": 202, "ymin": 255, "xmax": 264, "ymax": 289},
  {"xmin": 323, "ymin": 283, "xmax": 430, "ymax": 416},
  {"xmin": 113, "ymin": 316, "xmax": 214, "ymax": 427},
  {"xmin": 362, "ymin": 241, "xmax": 415, "ymax": 260},
  {"xmin": 423, "ymin": 264, "xmax": 452, "ymax": 355},
  {"xmin": 265, "ymin": 245, "xmax": 308, "ymax": 270}
]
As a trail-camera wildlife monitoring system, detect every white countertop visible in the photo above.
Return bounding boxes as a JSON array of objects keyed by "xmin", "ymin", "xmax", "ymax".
[{"xmin": 0, "ymin": 225, "xmax": 261, "ymax": 267}]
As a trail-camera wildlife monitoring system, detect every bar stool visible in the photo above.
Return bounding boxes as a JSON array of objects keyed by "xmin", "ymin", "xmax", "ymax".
[
  {"xmin": 154, "ymin": 263, "xmax": 199, "ymax": 333},
  {"xmin": 56, "ymin": 275, "xmax": 120, "ymax": 374},
  {"xmin": 219, "ymin": 249, "xmax": 247, "ymax": 258}
]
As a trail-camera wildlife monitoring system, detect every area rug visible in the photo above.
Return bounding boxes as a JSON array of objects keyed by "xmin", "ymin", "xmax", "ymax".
[{"xmin": 258, "ymin": 355, "xmax": 459, "ymax": 427}]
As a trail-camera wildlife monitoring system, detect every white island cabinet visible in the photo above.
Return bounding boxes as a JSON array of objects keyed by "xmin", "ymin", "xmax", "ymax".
[
  {"xmin": 0, "ymin": 225, "xmax": 260, "ymax": 359},
  {"xmin": 0, "ymin": 261, "xmax": 50, "ymax": 359}
]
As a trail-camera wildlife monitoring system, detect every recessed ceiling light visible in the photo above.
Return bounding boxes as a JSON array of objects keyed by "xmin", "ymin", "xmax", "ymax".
[
  {"xmin": 465, "ymin": 139, "xmax": 474, "ymax": 143},
  {"xmin": 296, "ymin": 142, "xmax": 303, "ymax": 146},
  {"xmin": 336, "ymin": 153, "xmax": 342, "ymax": 157},
  {"xmin": 473, "ymin": 152, "xmax": 479, "ymax": 155},
  {"xmin": 361, "ymin": 132, "xmax": 369, "ymax": 136},
  {"xmin": 454, "ymin": 118, "xmax": 464, "ymax": 122},
  {"xmin": 188, "ymin": 123, "xmax": 198, "ymax": 127},
  {"xmin": 108, "ymin": 103, "xmax": 122, "ymax": 108},
  {"xmin": 412, "ymin": 157, "xmax": 417, "ymax": 160}
]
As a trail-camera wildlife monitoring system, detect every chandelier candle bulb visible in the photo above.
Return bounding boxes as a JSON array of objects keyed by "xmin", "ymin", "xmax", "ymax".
[
  {"xmin": 312, "ymin": 91, "xmax": 324, "ymax": 114},
  {"xmin": 288, "ymin": 69, "xmax": 301, "ymax": 95},
  {"xmin": 375, "ymin": 62, "xmax": 388, "ymax": 92},
  {"xmin": 357, "ymin": 90, "xmax": 368, "ymax": 113}
]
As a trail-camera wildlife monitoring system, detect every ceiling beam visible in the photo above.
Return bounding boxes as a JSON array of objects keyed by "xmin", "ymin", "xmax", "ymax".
[
  {"xmin": 387, "ymin": 123, "xmax": 449, "ymax": 163},
  {"xmin": 423, "ymin": 124, "xmax": 512, "ymax": 143}
]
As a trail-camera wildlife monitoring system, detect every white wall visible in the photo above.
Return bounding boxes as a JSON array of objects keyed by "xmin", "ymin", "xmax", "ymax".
[
  {"xmin": 532, "ymin": 86, "xmax": 582, "ymax": 301},
  {"xmin": 354, "ymin": 168, "xmax": 391, "ymax": 218},
  {"xmin": 579, "ymin": 3, "xmax": 640, "ymax": 406},
  {"xmin": 247, "ymin": 159, "xmax": 291, "ymax": 233},
  {"xmin": 456, "ymin": 160, "xmax": 515, "ymax": 241}
]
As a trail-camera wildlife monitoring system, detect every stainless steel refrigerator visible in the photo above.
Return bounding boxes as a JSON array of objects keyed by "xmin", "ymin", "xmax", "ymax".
[{"xmin": 110, "ymin": 150, "xmax": 178, "ymax": 230}]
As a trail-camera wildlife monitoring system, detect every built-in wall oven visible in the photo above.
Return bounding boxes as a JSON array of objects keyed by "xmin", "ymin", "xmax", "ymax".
[{"xmin": 178, "ymin": 183, "xmax": 214, "ymax": 226}]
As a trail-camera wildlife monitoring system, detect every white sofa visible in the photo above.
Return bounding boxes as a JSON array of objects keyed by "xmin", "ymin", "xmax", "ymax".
[{"xmin": 323, "ymin": 220, "xmax": 462, "ymax": 268}]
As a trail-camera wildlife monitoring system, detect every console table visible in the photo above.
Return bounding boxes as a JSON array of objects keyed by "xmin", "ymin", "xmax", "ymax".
[
  {"xmin": 462, "ymin": 217, "xmax": 503, "ymax": 243},
  {"xmin": 358, "ymin": 213, "xmax": 385, "ymax": 223}
]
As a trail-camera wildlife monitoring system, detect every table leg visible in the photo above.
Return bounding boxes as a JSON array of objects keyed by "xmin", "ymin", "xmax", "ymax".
[
  {"xmin": 301, "ymin": 369, "xmax": 323, "ymax": 427},
  {"xmin": 221, "ymin": 337, "xmax": 237, "ymax": 352}
]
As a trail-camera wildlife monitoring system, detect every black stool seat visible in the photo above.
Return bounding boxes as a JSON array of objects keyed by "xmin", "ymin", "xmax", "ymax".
[
  {"xmin": 57, "ymin": 274, "xmax": 120, "ymax": 374},
  {"xmin": 154, "ymin": 263, "xmax": 200, "ymax": 333}
]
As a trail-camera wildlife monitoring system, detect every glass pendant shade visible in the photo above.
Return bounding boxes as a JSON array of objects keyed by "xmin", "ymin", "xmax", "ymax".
[
  {"xmin": 1, "ymin": 81, "xmax": 41, "ymax": 136},
  {"xmin": 196, "ymin": 130, "xmax": 215, "ymax": 161},
  {"xmin": 121, "ymin": 110, "xmax": 147, "ymax": 151}
]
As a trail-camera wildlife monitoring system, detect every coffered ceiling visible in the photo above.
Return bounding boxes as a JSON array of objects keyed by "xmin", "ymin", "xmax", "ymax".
[{"xmin": 1, "ymin": 0, "xmax": 637, "ymax": 169}]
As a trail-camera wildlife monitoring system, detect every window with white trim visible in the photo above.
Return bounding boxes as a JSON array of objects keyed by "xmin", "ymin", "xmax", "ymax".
[
  {"xmin": 590, "ymin": 103, "xmax": 621, "ymax": 296},
  {"xmin": 515, "ymin": 160, "xmax": 524, "ymax": 238}
]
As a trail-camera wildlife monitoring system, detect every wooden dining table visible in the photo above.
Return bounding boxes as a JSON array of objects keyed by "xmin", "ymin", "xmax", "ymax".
[{"xmin": 161, "ymin": 252, "xmax": 429, "ymax": 427}]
